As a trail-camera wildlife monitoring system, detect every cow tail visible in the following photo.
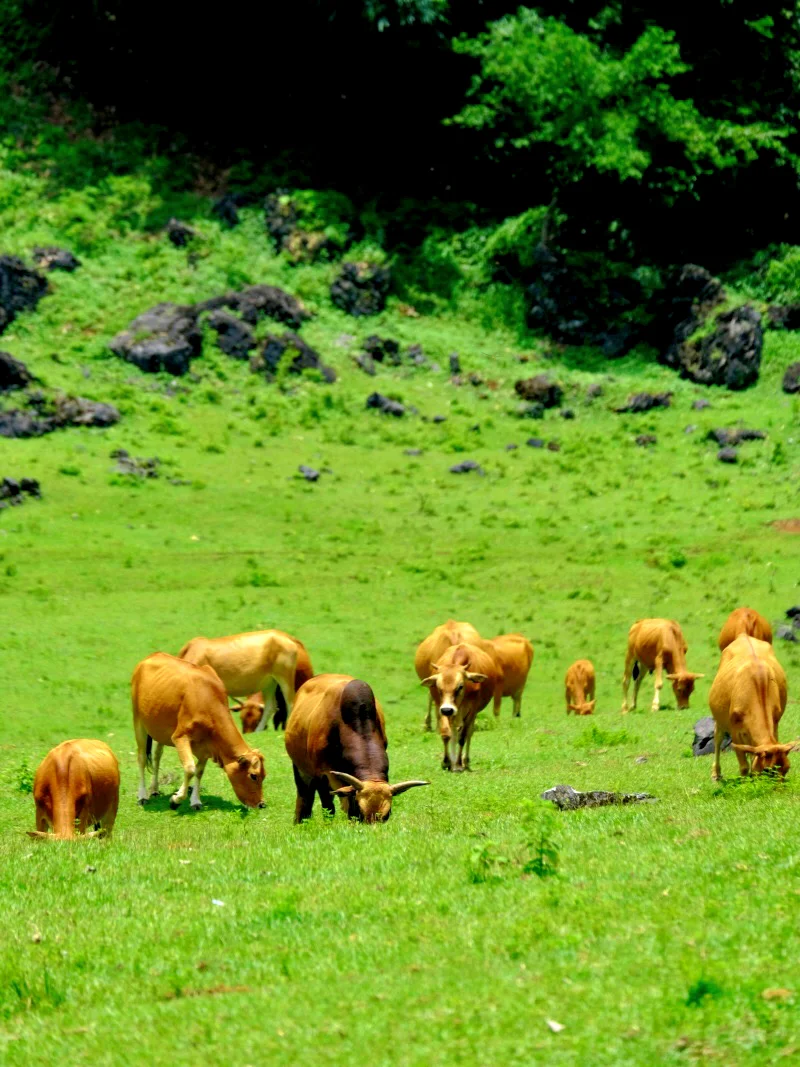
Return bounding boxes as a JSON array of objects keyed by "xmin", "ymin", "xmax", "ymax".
[
  {"xmin": 145, "ymin": 733, "xmax": 153, "ymax": 771},
  {"xmin": 273, "ymin": 688, "xmax": 288, "ymax": 731}
]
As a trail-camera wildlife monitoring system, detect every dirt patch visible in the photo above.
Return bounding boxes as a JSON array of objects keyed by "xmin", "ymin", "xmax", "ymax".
[
  {"xmin": 773, "ymin": 519, "xmax": 800, "ymax": 533},
  {"xmin": 163, "ymin": 984, "xmax": 251, "ymax": 1000}
]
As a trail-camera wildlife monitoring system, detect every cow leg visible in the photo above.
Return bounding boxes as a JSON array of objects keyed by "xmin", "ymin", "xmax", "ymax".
[
  {"xmin": 100, "ymin": 794, "xmax": 119, "ymax": 838},
  {"xmin": 258, "ymin": 679, "xmax": 277, "ymax": 733},
  {"xmin": 189, "ymin": 757, "xmax": 208, "ymax": 810},
  {"xmin": 293, "ymin": 765, "xmax": 316, "ymax": 823},
  {"xmin": 170, "ymin": 735, "xmax": 196, "ymax": 809},
  {"xmin": 275, "ymin": 676, "xmax": 295, "ymax": 730},
  {"xmin": 454, "ymin": 716, "xmax": 472, "ymax": 772},
  {"xmin": 316, "ymin": 776, "xmax": 336, "ymax": 818},
  {"xmin": 440, "ymin": 714, "xmax": 453, "ymax": 770},
  {"xmin": 711, "ymin": 723, "xmax": 724, "ymax": 781},
  {"xmin": 512, "ymin": 688, "xmax": 524, "ymax": 718},
  {"xmin": 735, "ymin": 748, "xmax": 751, "ymax": 777},
  {"xmin": 423, "ymin": 691, "xmax": 433, "ymax": 732},
  {"xmin": 462, "ymin": 715, "xmax": 478, "ymax": 770},
  {"xmin": 492, "ymin": 683, "xmax": 502, "ymax": 718},
  {"xmin": 632, "ymin": 665, "xmax": 645, "ymax": 711},
  {"xmin": 651, "ymin": 655, "xmax": 664, "ymax": 712},
  {"xmin": 134, "ymin": 719, "xmax": 150, "ymax": 803},
  {"xmin": 621, "ymin": 650, "xmax": 635, "ymax": 714},
  {"xmin": 35, "ymin": 803, "xmax": 50, "ymax": 834},
  {"xmin": 149, "ymin": 742, "xmax": 164, "ymax": 797}
]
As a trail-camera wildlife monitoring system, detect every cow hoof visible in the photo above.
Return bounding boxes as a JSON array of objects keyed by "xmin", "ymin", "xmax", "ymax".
[
  {"xmin": 137, "ymin": 797, "xmax": 147, "ymax": 806},
  {"xmin": 258, "ymin": 802, "xmax": 266, "ymax": 809},
  {"xmin": 452, "ymin": 765, "xmax": 464, "ymax": 774},
  {"xmin": 149, "ymin": 790, "xmax": 160, "ymax": 798},
  {"xmin": 169, "ymin": 797, "xmax": 181, "ymax": 810},
  {"xmin": 190, "ymin": 802, "xmax": 202, "ymax": 812}
]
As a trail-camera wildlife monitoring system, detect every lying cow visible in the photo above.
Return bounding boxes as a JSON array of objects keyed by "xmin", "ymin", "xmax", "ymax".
[
  {"xmin": 709, "ymin": 635, "xmax": 795, "ymax": 780},
  {"xmin": 415, "ymin": 620, "xmax": 501, "ymax": 730},
  {"xmin": 718, "ymin": 606, "xmax": 773, "ymax": 652},
  {"xmin": 284, "ymin": 674, "xmax": 428, "ymax": 823},
  {"xmin": 489, "ymin": 633, "xmax": 534, "ymax": 717},
  {"xmin": 132, "ymin": 652, "xmax": 265, "ymax": 810},
  {"xmin": 234, "ymin": 637, "xmax": 315, "ymax": 733},
  {"xmin": 28, "ymin": 739, "xmax": 119, "ymax": 840},
  {"xmin": 421, "ymin": 641, "xmax": 501, "ymax": 771},
  {"xmin": 621, "ymin": 618, "xmax": 703, "ymax": 713},
  {"xmin": 179, "ymin": 629, "xmax": 306, "ymax": 731},
  {"xmin": 565, "ymin": 659, "xmax": 596, "ymax": 715}
]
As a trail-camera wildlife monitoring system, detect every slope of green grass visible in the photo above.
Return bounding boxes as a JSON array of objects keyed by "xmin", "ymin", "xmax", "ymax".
[{"xmin": 1, "ymin": 174, "xmax": 800, "ymax": 1066}]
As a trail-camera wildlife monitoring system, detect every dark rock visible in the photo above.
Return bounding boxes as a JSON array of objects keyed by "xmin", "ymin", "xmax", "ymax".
[
  {"xmin": 684, "ymin": 424, "xmax": 697, "ymax": 434},
  {"xmin": 514, "ymin": 373, "xmax": 563, "ymax": 408},
  {"xmin": 662, "ymin": 304, "xmax": 763, "ymax": 390},
  {"xmin": 52, "ymin": 396, "xmax": 120, "ymax": 428},
  {"xmin": 449, "ymin": 460, "xmax": 484, "ymax": 475},
  {"xmin": 785, "ymin": 606, "xmax": 800, "ymax": 618},
  {"xmin": 331, "ymin": 262, "xmax": 391, "ymax": 317},
  {"xmin": 20, "ymin": 477, "xmax": 40, "ymax": 497},
  {"xmin": 505, "ymin": 443, "xmax": 518, "ymax": 451},
  {"xmin": 547, "ymin": 440, "xmax": 561, "ymax": 452},
  {"xmin": 0, "ymin": 410, "xmax": 48, "ymax": 438},
  {"xmin": 111, "ymin": 449, "xmax": 160, "ymax": 478},
  {"xmin": 404, "ymin": 448, "xmax": 422, "ymax": 456},
  {"xmin": 366, "ymin": 392, "xmax": 404, "ymax": 417},
  {"xmin": 449, "ymin": 352, "xmax": 461, "ymax": 374},
  {"xmin": 615, "ymin": 391, "xmax": 672, "ymax": 414},
  {"xmin": 0, "ymin": 394, "xmax": 120, "ymax": 438},
  {"xmin": 776, "ymin": 625, "xmax": 797, "ymax": 642},
  {"xmin": 692, "ymin": 716, "xmax": 731, "ymax": 757},
  {"xmin": 206, "ymin": 310, "xmax": 256, "ymax": 360},
  {"xmin": 586, "ymin": 382, "xmax": 603, "ymax": 400},
  {"xmin": 32, "ymin": 246, "xmax": 80, "ymax": 272},
  {"xmin": 692, "ymin": 398, "xmax": 711, "ymax": 410},
  {"xmin": 0, "ymin": 351, "xmax": 33, "ymax": 392},
  {"xmin": 0, "ymin": 476, "xmax": 39, "ymax": 508},
  {"xmin": 363, "ymin": 335, "xmax": 400, "ymax": 364},
  {"xmin": 707, "ymin": 427, "xmax": 766, "ymax": 446},
  {"xmin": 782, "ymin": 362, "xmax": 800, "ymax": 394},
  {"xmin": 635, "ymin": 434, "xmax": 657, "ymax": 447},
  {"xmin": 560, "ymin": 408, "xmax": 575, "ymax": 420},
  {"xmin": 468, "ymin": 373, "xmax": 483, "ymax": 387},
  {"xmin": 660, "ymin": 264, "xmax": 725, "ymax": 344},
  {"xmin": 354, "ymin": 353, "xmax": 376, "ymax": 375},
  {"xmin": 599, "ymin": 324, "xmax": 637, "ymax": 359},
  {"xmin": 767, "ymin": 303, "xmax": 800, "ymax": 330},
  {"xmin": 227, "ymin": 285, "xmax": 310, "ymax": 330},
  {"xmin": 791, "ymin": 615, "xmax": 800, "ymax": 631},
  {"xmin": 717, "ymin": 447, "xmax": 738, "ymax": 463},
  {"xmin": 541, "ymin": 784, "xmax": 657, "ymax": 810},
  {"xmin": 212, "ymin": 194, "xmax": 240, "ymax": 227},
  {"xmin": 165, "ymin": 219, "xmax": 196, "ymax": 247},
  {"xmin": 264, "ymin": 192, "xmax": 337, "ymax": 264},
  {"xmin": 517, "ymin": 402, "xmax": 545, "ymax": 420},
  {"xmin": 299, "ymin": 465, "xmax": 320, "ymax": 482},
  {"xmin": 256, "ymin": 332, "xmax": 336, "ymax": 383},
  {"xmin": 109, "ymin": 303, "xmax": 201, "ymax": 375},
  {"xmin": 407, "ymin": 343, "xmax": 426, "ymax": 366},
  {"xmin": 526, "ymin": 437, "xmax": 545, "ymax": 448},
  {"xmin": 432, "ymin": 414, "xmax": 447, "ymax": 424},
  {"xmin": 0, "ymin": 255, "xmax": 48, "ymax": 335}
]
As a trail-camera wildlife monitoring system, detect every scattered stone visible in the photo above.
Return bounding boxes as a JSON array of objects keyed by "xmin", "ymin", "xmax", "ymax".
[
  {"xmin": 363, "ymin": 335, "xmax": 400, "ymax": 364},
  {"xmin": 546, "ymin": 440, "xmax": 561, "ymax": 452},
  {"xmin": 206, "ymin": 310, "xmax": 256, "ymax": 360},
  {"xmin": 449, "ymin": 460, "xmax": 484, "ymax": 475},
  {"xmin": 560, "ymin": 408, "xmax": 575, "ymax": 420},
  {"xmin": 776, "ymin": 625, "xmax": 797, "ymax": 642},
  {"xmin": 212, "ymin": 194, "xmax": 240, "ymax": 227},
  {"xmin": 505, "ymin": 443, "xmax": 518, "ymax": 451},
  {"xmin": 615, "ymin": 391, "xmax": 672, "ymax": 414},
  {"xmin": 432, "ymin": 414, "xmax": 447, "ymax": 424},
  {"xmin": 406, "ymin": 343, "xmax": 426, "ymax": 367},
  {"xmin": 517, "ymin": 402, "xmax": 545, "ymax": 419},
  {"xmin": 298, "ymin": 465, "xmax": 320, "ymax": 482},
  {"xmin": 469, "ymin": 373, "xmax": 483, "ymax": 387},
  {"xmin": 785, "ymin": 606, "xmax": 800, "ymax": 618},
  {"xmin": 514, "ymin": 373, "xmax": 563, "ymax": 408},
  {"xmin": 165, "ymin": 219, "xmax": 196, "ymax": 247},
  {"xmin": 767, "ymin": 304, "xmax": 800, "ymax": 330},
  {"xmin": 331, "ymin": 261, "xmax": 391, "ymax": 317},
  {"xmin": 0, "ymin": 394, "xmax": 120, "ymax": 438},
  {"xmin": 0, "ymin": 255, "xmax": 48, "ymax": 335},
  {"xmin": 541, "ymin": 784, "xmax": 657, "ymax": 810},
  {"xmin": 782, "ymin": 362, "xmax": 800, "ymax": 394},
  {"xmin": 634, "ymin": 756, "xmax": 648, "ymax": 764},
  {"xmin": 0, "ymin": 476, "xmax": 40, "ymax": 509},
  {"xmin": 707, "ymin": 427, "xmax": 766, "ymax": 446},
  {"xmin": 109, "ymin": 303, "xmax": 201, "ymax": 375},
  {"xmin": 692, "ymin": 398, "xmax": 711, "ymax": 410},
  {"xmin": 692, "ymin": 716, "xmax": 731, "ymax": 757},
  {"xmin": 255, "ymin": 332, "xmax": 336, "ymax": 383},
  {"xmin": 449, "ymin": 352, "xmax": 461, "ymax": 374},
  {"xmin": 684, "ymin": 424, "xmax": 697, "ymax": 434},
  {"xmin": 51, "ymin": 395, "xmax": 120, "ymax": 428},
  {"xmin": 197, "ymin": 285, "xmax": 310, "ymax": 330},
  {"xmin": 334, "ymin": 333, "xmax": 356, "ymax": 348},
  {"xmin": 663, "ymin": 304, "xmax": 763, "ymax": 390},
  {"xmin": 111, "ymin": 449, "xmax": 160, "ymax": 478},
  {"xmin": 526, "ymin": 437, "xmax": 545, "ymax": 449},
  {"xmin": 717, "ymin": 447, "xmax": 738, "ymax": 464},
  {"xmin": 404, "ymin": 448, "xmax": 422, "ymax": 456},
  {"xmin": 0, "ymin": 351, "xmax": 33, "ymax": 392},
  {"xmin": 366, "ymin": 392, "xmax": 404, "ymax": 416},
  {"xmin": 793, "ymin": 615, "xmax": 800, "ymax": 631},
  {"xmin": 586, "ymin": 382, "xmax": 603, "ymax": 400},
  {"xmin": 354, "ymin": 353, "xmax": 376, "ymax": 376},
  {"xmin": 635, "ymin": 434, "xmax": 657, "ymax": 447},
  {"xmin": 32, "ymin": 246, "xmax": 80, "ymax": 272}
]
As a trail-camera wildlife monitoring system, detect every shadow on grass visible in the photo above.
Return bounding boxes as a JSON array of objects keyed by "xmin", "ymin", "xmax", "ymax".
[{"xmin": 139, "ymin": 794, "xmax": 244, "ymax": 815}]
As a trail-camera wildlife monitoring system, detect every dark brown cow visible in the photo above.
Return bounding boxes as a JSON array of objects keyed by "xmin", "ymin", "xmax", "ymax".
[
  {"xmin": 621, "ymin": 618, "xmax": 703, "ymax": 713},
  {"xmin": 718, "ymin": 607, "xmax": 773, "ymax": 652},
  {"xmin": 284, "ymin": 674, "xmax": 428, "ymax": 823}
]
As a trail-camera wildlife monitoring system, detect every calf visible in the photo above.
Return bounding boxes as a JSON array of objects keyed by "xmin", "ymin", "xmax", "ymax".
[
  {"xmin": 621, "ymin": 618, "xmax": 703, "ymax": 713},
  {"xmin": 489, "ymin": 633, "xmax": 534, "ymax": 717},
  {"xmin": 28, "ymin": 739, "xmax": 119, "ymax": 840},
  {"xmin": 235, "ymin": 638, "xmax": 314, "ymax": 733},
  {"xmin": 132, "ymin": 652, "xmax": 265, "ymax": 810},
  {"xmin": 718, "ymin": 607, "xmax": 772, "ymax": 652},
  {"xmin": 565, "ymin": 659, "xmax": 596, "ymax": 715},
  {"xmin": 421, "ymin": 641, "xmax": 501, "ymax": 771},
  {"xmin": 284, "ymin": 674, "xmax": 428, "ymax": 823},
  {"xmin": 709, "ymin": 635, "xmax": 795, "ymax": 780}
]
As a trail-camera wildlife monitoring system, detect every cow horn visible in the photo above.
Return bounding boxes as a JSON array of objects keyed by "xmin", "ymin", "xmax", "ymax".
[
  {"xmin": 331, "ymin": 771, "xmax": 364, "ymax": 790},
  {"xmin": 390, "ymin": 780, "xmax": 430, "ymax": 796},
  {"xmin": 25, "ymin": 830, "xmax": 49, "ymax": 839},
  {"xmin": 83, "ymin": 829, "xmax": 108, "ymax": 839},
  {"xmin": 465, "ymin": 671, "xmax": 488, "ymax": 683}
]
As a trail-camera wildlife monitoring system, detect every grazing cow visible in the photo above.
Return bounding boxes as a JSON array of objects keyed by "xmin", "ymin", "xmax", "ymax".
[
  {"xmin": 708, "ymin": 635, "xmax": 795, "ymax": 780},
  {"xmin": 489, "ymin": 633, "xmax": 534, "ymax": 717},
  {"xmin": 565, "ymin": 659, "xmax": 596, "ymax": 715},
  {"xmin": 28, "ymin": 739, "xmax": 119, "ymax": 840},
  {"xmin": 421, "ymin": 641, "xmax": 501, "ymax": 771},
  {"xmin": 234, "ymin": 637, "xmax": 314, "ymax": 733},
  {"xmin": 718, "ymin": 607, "xmax": 773, "ymax": 652},
  {"xmin": 132, "ymin": 653, "xmax": 265, "ymax": 810},
  {"xmin": 621, "ymin": 618, "xmax": 703, "ymax": 713},
  {"xmin": 179, "ymin": 629, "xmax": 307, "ymax": 731},
  {"xmin": 415, "ymin": 620, "xmax": 501, "ymax": 730},
  {"xmin": 284, "ymin": 674, "xmax": 428, "ymax": 823}
]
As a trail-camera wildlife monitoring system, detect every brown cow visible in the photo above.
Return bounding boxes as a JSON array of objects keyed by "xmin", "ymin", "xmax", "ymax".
[
  {"xmin": 179, "ymin": 629, "xmax": 307, "ymax": 731},
  {"xmin": 718, "ymin": 607, "xmax": 773, "ymax": 652},
  {"xmin": 415, "ymin": 620, "xmax": 502, "ymax": 730},
  {"xmin": 28, "ymin": 739, "xmax": 119, "ymax": 840},
  {"xmin": 565, "ymin": 659, "xmax": 596, "ymax": 715},
  {"xmin": 421, "ymin": 641, "xmax": 502, "ymax": 771},
  {"xmin": 708, "ymin": 635, "xmax": 796, "ymax": 780},
  {"xmin": 621, "ymin": 619, "xmax": 703, "ymax": 713},
  {"xmin": 235, "ymin": 638, "xmax": 315, "ymax": 733},
  {"xmin": 489, "ymin": 633, "xmax": 534, "ymax": 717},
  {"xmin": 284, "ymin": 674, "xmax": 428, "ymax": 823},
  {"xmin": 132, "ymin": 653, "xmax": 265, "ymax": 810}
]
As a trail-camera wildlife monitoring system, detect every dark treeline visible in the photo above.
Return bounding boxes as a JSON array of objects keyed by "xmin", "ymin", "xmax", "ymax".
[{"xmin": 2, "ymin": 0, "xmax": 800, "ymax": 267}]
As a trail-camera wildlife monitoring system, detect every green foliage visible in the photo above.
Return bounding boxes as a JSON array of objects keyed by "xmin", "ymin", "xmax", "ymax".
[
  {"xmin": 14, "ymin": 761, "xmax": 34, "ymax": 794},
  {"xmin": 521, "ymin": 800, "xmax": 560, "ymax": 878},
  {"xmin": 574, "ymin": 725, "xmax": 638, "ymax": 750}
]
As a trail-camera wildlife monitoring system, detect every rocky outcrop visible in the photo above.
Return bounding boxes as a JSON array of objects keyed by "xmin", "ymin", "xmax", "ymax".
[
  {"xmin": 615, "ymin": 392, "xmax": 672, "ymax": 414},
  {"xmin": 32, "ymin": 247, "xmax": 80, "ymax": 272},
  {"xmin": 366, "ymin": 392, "xmax": 404, "ymax": 416},
  {"xmin": 662, "ymin": 304, "xmax": 763, "ymax": 390},
  {"xmin": 165, "ymin": 219, "xmax": 196, "ymax": 247},
  {"xmin": 206, "ymin": 310, "xmax": 256, "ymax": 360},
  {"xmin": 782, "ymin": 362, "xmax": 800, "ymax": 393},
  {"xmin": 0, "ymin": 393, "xmax": 120, "ymax": 438},
  {"xmin": 252, "ymin": 332, "xmax": 336, "ymax": 382},
  {"xmin": 109, "ymin": 303, "xmax": 202, "ymax": 375},
  {"xmin": 331, "ymin": 262, "xmax": 391, "ymax": 317},
  {"xmin": 0, "ymin": 255, "xmax": 48, "ymax": 335},
  {"xmin": 0, "ymin": 351, "xmax": 34, "ymax": 392},
  {"xmin": 514, "ymin": 374, "xmax": 563, "ymax": 408}
]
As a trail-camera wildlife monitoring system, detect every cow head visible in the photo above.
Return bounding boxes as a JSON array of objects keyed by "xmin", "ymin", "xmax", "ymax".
[
  {"xmin": 224, "ymin": 750, "xmax": 266, "ymax": 807},
  {"xmin": 233, "ymin": 696, "xmax": 266, "ymax": 734},
  {"xmin": 330, "ymin": 772, "xmax": 429, "ymax": 823},
  {"xmin": 666, "ymin": 671, "xmax": 704, "ymax": 709},
  {"xmin": 732, "ymin": 741, "xmax": 797, "ymax": 777},
  {"xmin": 569, "ymin": 699, "xmax": 596, "ymax": 716},
  {"xmin": 421, "ymin": 662, "xmax": 488, "ymax": 719}
]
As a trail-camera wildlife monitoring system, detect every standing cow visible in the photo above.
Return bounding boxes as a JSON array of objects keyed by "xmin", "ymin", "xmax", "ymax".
[
  {"xmin": 234, "ymin": 638, "xmax": 315, "ymax": 733},
  {"xmin": 421, "ymin": 641, "xmax": 501, "ymax": 771},
  {"xmin": 489, "ymin": 633, "xmax": 534, "ymax": 717},
  {"xmin": 415, "ymin": 620, "xmax": 502, "ymax": 731},
  {"xmin": 621, "ymin": 618, "xmax": 703, "ymax": 713},
  {"xmin": 284, "ymin": 674, "xmax": 428, "ymax": 823},
  {"xmin": 708, "ymin": 635, "xmax": 795, "ymax": 780},
  {"xmin": 565, "ymin": 659, "xmax": 596, "ymax": 715},
  {"xmin": 28, "ymin": 739, "xmax": 119, "ymax": 840},
  {"xmin": 718, "ymin": 607, "xmax": 773, "ymax": 652}
]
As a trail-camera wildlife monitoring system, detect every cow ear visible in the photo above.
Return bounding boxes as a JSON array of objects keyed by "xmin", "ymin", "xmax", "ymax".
[
  {"xmin": 465, "ymin": 672, "xmax": 488, "ymax": 683},
  {"xmin": 332, "ymin": 786, "xmax": 356, "ymax": 797},
  {"xmin": 421, "ymin": 675, "xmax": 439, "ymax": 688}
]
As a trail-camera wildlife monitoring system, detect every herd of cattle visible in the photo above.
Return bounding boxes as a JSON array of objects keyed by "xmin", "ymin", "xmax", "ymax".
[{"xmin": 26, "ymin": 605, "xmax": 795, "ymax": 839}]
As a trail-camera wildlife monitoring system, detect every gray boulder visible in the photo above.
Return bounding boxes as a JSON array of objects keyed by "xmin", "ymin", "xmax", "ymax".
[
  {"xmin": 541, "ymin": 784, "xmax": 657, "ymax": 810},
  {"xmin": 109, "ymin": 303, "xmax": 201, "ymax": 375},
  {"xmin": 692, "ymin": 716, "xmax": 731, "ymax": 757}
]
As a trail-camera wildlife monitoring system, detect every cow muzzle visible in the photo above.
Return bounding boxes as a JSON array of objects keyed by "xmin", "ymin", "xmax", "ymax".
[{"xmin": 440, "ymin": 705, "xmax": 456, "ymax": 718}]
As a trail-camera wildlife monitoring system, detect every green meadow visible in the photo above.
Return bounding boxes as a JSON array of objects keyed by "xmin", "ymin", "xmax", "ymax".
[{"xmin": 2, "ymin": 195, "xmax": 800, "ymax": 1066}]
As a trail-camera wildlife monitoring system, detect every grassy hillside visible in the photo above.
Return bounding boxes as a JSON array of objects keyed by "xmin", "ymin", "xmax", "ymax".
[{"xmin": 1, "ymin": 166, "xmax": 800, "ymax": 1066}]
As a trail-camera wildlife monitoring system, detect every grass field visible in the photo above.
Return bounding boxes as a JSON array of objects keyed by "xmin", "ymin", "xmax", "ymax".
[{"xmin": 2, "ymin": 192, "xmax": 800, "ymax": 1065}]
